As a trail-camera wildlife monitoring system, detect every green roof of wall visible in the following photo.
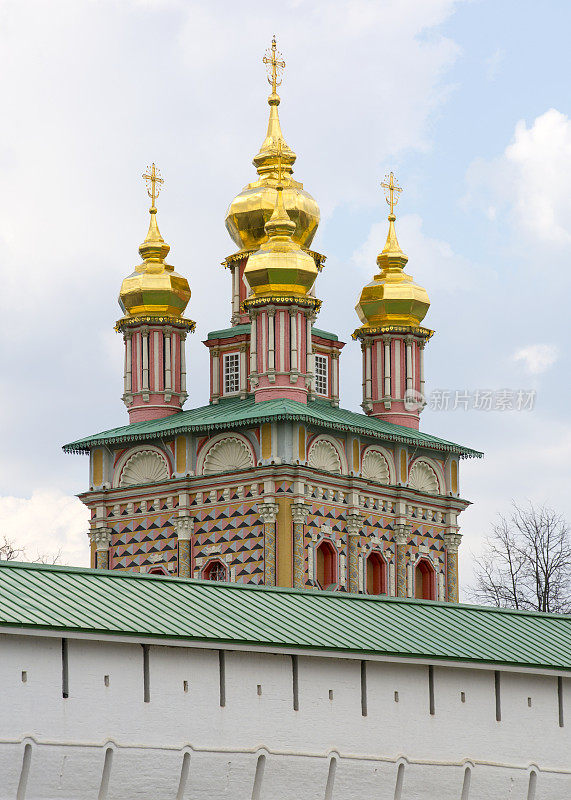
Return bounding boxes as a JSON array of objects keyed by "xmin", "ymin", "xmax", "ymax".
[
  {"xmin": 62, "ymin": 396, "xmax": 482, "ymax": 457},
  {"xmin": 312, "ymin": 328, "xmax": 338, "ymax": 341},
  {"xmin": 0, "ymin": 562, "xmax": 569, "ymax": 671}
]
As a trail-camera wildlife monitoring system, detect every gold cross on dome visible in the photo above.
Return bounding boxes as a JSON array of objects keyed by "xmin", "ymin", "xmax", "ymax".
[
  {"xmin": 263, "ymin": 35, "xmax": 286, "ymax": 94},
  {"xmin": 142, "ymin": 162, "xmax": 164, "ymax": 208},
  {"xmin": 381, "ymin": 171, "xmax": 402, "ymax": 216}
]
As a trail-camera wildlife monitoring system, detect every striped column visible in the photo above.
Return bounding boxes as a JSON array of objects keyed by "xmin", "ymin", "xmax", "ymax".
[
  {"xmin": 346, "ymin": 513, "xmax": 363, "ymax": 593},
  {"xmin": 444, "ymin": 532, "xmax": 462, "ymax": 603},
  {"xmin": 175, "ymin": 515, "xmax": 193, "ymax": 578},
  {"xmin": 394, "ymin": 524, "xmax": 409, "ymax": 598},
  {"xmin": 259, "ymin": 502, "xmax": 279, "ymax": 586},
  {"xmin": 291, "ymin": 503, "xmax": 310, "ymax": 589},
  {"xmin": 90, "ymin": 527, "xmax": 112, "ymax": 570}
]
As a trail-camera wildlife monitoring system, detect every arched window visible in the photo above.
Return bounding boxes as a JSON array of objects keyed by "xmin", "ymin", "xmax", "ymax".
[
  {"xmin": 316, "ymin": 540, "xmax": 337, "ymax": 589},
  {"xmin": 203, "ymin": 560, "xmax": 227, "ymax": 582},
  {"xmin": 415, "ymin": 558, "xmax": 436, "ymax": 600},
  {"xmin": 366, "ymin": 552, "xmax": 386, "ymax": 595}
]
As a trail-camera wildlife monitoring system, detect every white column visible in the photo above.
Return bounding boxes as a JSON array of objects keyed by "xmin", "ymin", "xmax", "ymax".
[
  {"xmin": 376, "ymin": 341, "xmax": 383, "ymax": 398},
  {"xmin": 394, "ymin": 339, "xmax": 401, "ymax": 399},
  {"xmin": 383, "ymin": 337, "xmax": 391, "ymax": 398},
  {"xmin": 171, "ymin": 333, "xmax": 177, "ymax": 392},
  {"xmin": 232, "ymin": 266, "xmax": 240, "ymax": 320},
  {"xmin": 306, "ymin": 313, "xmax": 313, "ymax": 387},
  {"xmin": 290, "ymin": 309, "xmax": 298, "ymax": 374},
  {"xmin": 420, "ymin": 343, "xmax": 425, "ymax": 398},
  {"xmin": 268, "ymin": 309, "xmax": 275, "ymax": 371},
  {"xmin": 180, "ymin": 333, "xmax": 187, "ymax": 395},
  {"xmin": 331, "ymin": 352, "xmax": 339, "ymax": 404},
  {"xmin": 142, "ymin": 331, "xmax": 149, "ymax": 391},
  {"xmin": 250, "ymin": 314, "xmax": 257, "ymax": 374},
  {"xmin": 164, "ymin": 333, "xmax": 172, "ymax": 391},
  {"xmin": 125, "ymin": 334, "xmax": 132, "ymax": 393},
  {"xmin": 212, "ymin": 348, "xmax": 220, "ymax": 397},
  {"xmin": 406, "ymin": 339, "xmax": 413, "ymax": 391},
  {"xmin": 365, "ymin": 343, "xmax": 372, "ymax": 401},
  {"xmin": 239, "ymin": 346, "xmax": 246, "ymax": 395}
]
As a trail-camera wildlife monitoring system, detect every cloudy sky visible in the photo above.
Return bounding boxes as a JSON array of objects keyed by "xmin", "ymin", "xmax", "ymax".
[{"xmin": 0, "ymin": 0, "xmax": 569, "ymax": 595}]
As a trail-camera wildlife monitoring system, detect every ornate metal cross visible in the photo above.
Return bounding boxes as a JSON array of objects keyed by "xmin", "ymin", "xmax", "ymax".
[
  {"xmin": 381, "ymin": 171, "xmax": 402, "ymax": 215},
  {"xmin": 142, "ymin": 162, "xmax": 164, "ymax": 208},
  {"xmin": 263, "ymin": 36, "xmax": 285, "ymax": 94}
]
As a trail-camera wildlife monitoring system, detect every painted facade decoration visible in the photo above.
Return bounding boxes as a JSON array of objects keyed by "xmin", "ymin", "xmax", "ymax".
[{"xmin": 65, "ymin": 39, "xmax": 482, "ymax": 603}]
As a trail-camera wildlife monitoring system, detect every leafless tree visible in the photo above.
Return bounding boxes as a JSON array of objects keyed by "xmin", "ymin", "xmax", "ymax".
[
  {"xmin": 0, "ymin": 535, "xmax": 26, "ymax": 561},
  {"xmin": 0, "ymin": 534, "xmax": 62, "ymax": 565},
  {"xmin": 470, "ymin": 503, "xmax": 571, "ymax": 613}
]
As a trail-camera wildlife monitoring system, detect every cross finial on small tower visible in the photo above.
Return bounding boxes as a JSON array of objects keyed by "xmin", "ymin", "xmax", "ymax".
[
  {"xmin": 263, "ymin": 35, "xmax": 286, "ymax": 95},
  {"xmin": 381, "ymin": 171, "xmax": 402, "ymax": 218},
  {"xmin": 142, "ymin": 162, "xmax": 164, "ymax": 210}
]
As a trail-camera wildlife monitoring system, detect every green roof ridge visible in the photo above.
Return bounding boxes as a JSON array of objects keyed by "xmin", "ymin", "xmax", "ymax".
[{"xmin": 63, "ymin": 396, "xmax": 483, "ymax": 458}]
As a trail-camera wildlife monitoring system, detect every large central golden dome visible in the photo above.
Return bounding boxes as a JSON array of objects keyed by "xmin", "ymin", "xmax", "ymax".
[{"xmin": 225, "ymin": 38, "xmax": 320, "ymax": 252}]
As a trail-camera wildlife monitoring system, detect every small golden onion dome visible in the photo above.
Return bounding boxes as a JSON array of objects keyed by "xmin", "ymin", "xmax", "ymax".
[
  {"xmin": 355, "ymin": 214, "xmax": 430, "ymax": 328},
  {"xmin": 119, "ymin": 206, "xmax": 191, "ymax": 318},
  {"xmin": 225, "ymin": 40, "xmax": 320, "ymax": 252},
  {"xmin": 243, "ymin": 183, "xmax": 318, "ymax": 298}
]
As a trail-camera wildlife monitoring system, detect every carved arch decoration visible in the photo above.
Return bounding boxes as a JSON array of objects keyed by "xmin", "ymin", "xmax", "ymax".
[
  {"xmin": 408, "ymin": 459, "xmax": 441, "ymax": 495},
  {"xmin": 361, "ymin": 447, "xmax": 392, "ymax": 484},
  {"xmin": 116, "ymin": 447, "xmax": 170, "ymax": 488},
  {"xmin": 199, "ymin": 434, "xmax": 255, "ymax": 476},
  {"xmin": 307, "ymin": 437, "xmax": 344, "ymax": 475}
]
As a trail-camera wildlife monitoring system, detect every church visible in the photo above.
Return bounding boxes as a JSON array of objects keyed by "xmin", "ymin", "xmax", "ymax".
[
  {"xmin": 63, "ymin": 37, "xmax": 480, "ymax": 604},
  {"xmin": 1, "ymin": 39, "xmax": 570, "ymax": 800}
]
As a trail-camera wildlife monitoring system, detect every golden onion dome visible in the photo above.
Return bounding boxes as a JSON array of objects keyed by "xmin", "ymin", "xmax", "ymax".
[
  {"xmin": 243, "ymin": 181, "xmax": 318, "ymax": 299},
  {"xmin": 119, "ymin": 202, "xmax": 191, "ymax": 320},
  {"xmin": 355, "ymin": 174, "xmax": 430, "ymax": 329},
  {"xmin": 225, "ymin": 37, "xmax": 320, "ymax": 252}
]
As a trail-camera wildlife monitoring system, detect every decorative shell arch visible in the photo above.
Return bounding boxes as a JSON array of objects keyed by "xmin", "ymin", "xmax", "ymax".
[
  {"xmin": 362, "ymin": 449, "xmax": 390, "ymax": 484},
  {"xmin": 119, "ymin": 450, "xmax": 170, "ymax": 487},
  {"xmin": 202, "ymin": 436, "xmax": 255, "ymax": 476},
  {"xmin": 308, "ymin": 439, "xmax": 342, "ymax": 475},
  {"xmin": 409, "ymin": 460, "xmax": 440, "ymax": 494}
]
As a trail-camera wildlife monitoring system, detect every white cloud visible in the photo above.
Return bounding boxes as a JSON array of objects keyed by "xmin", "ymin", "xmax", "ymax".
[
  {"xmin": 0, "ymin": 490, "xmax": 89, "ymax": 567},
  {"xmin": 513, "ymin": 344, "xmax": 559, "ymax": 374},
  {"xmin": 466, "ymin": 109, "xmax": 571, "ymax": 244}
]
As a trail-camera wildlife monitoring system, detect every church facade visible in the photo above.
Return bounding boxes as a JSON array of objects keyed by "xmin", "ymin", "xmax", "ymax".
[{"xmin": 64, "ymin": 38, "xmax": 481, "ymax": 603}]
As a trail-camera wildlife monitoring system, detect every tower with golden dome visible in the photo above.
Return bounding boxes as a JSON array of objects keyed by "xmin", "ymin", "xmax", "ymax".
[
  {"xmin": 65, "ymin": 38, "xmax": 480, "ymax": 606},
  {"xmin": 117, "ymin": 164, "xmax": 195, "ymax": 423},
  {"xmin": 354, "ymin": 172, "xmax": 432, "ymax": 429}
]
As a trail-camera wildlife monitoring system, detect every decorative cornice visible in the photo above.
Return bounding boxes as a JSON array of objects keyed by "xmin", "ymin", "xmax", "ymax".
[
  {"xmin": 352, "ymin": 324, "xmax": 433, "ymax": 342},
  {"xmin": 242, "ymin": 295, "xmax": 321, "ymax": 312},
  {"xmin": 116, "ymin": 315, "xmax": 196, "ymax": 333}
]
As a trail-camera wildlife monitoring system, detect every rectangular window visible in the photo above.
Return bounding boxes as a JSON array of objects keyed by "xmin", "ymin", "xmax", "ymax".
[
  {"xmin": 223, "ymin": 352, "xmax": 240, "ymax": 394},
  {"xmin": 314, "ymin": 354, "xmax": 329, "ymax": 396}
]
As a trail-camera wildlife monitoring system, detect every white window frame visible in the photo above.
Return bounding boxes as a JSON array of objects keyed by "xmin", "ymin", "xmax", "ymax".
[
  {"xmin": 314, "ymin": 354, "xmax": 329, "ymax": 397},
  {"xmin": 223, "ymin": 351, "xmax": 240, "ymax": 395}
]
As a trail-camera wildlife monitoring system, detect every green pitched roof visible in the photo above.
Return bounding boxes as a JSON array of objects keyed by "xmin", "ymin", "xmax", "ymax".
[
  {"xmin": 63, "ymin": 396, "xmax": 482, "ymax": 457},
  {"xmin": 0, "ymin": 561, "xmax": 569, "ymax": 671}
]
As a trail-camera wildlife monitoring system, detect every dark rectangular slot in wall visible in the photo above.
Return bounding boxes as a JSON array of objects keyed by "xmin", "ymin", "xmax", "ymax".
[
  {"xmin": 360, "ymin": 660, "xmax": 368, "ymax": 717},
  {"xmin": 428, "ymin": 665, "xmax": 435, "ymax": 715},
  {"xmin": 558, "ymin": 676, "xmax": 564, "ymax": 727},
  {"xmin": 218, "ymin": 650, "xmax": 226, "ymax": 707},
  {"xmin": 494, "ymin": 671, "xmax": 501, "ymax": 721},
  {"xmin": 291, "ymin": 655, "xmax": 299, "ymax": 711},
  {"xmin": 142, "ymin": 644, "xmax": 150, "ymax": 703},
  {"xmin": 62, "ymin": 638, "xmax": 69, "ymax": 698}
]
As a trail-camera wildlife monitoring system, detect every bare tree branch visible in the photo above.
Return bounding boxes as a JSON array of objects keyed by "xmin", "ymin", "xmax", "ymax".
[{"xmin": 468, "ymin": 503, "xmax": 571, "ymax": 613}]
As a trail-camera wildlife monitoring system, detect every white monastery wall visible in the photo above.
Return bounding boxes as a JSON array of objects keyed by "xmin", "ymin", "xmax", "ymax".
[{"xmin": 0, "ymin": 632, "xmax": 570, "ymax": 799}]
